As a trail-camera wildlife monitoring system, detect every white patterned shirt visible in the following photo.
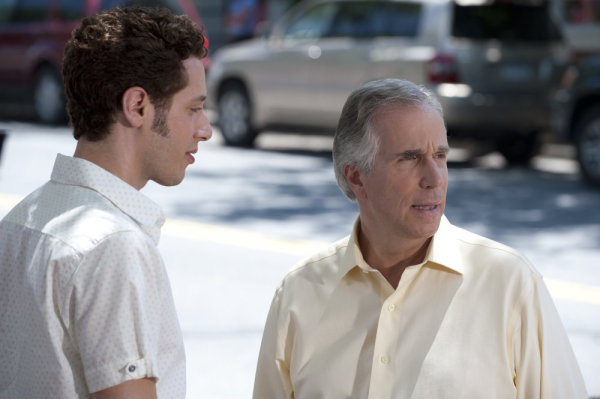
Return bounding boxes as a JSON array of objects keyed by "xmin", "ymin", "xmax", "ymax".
[
  {"xmin": 254, "ymin": 216, "xmax": 588, "ymax": 399},
  {"xmin": 0, "ymin": 154, "xmax": 185, "ymax": 398}
]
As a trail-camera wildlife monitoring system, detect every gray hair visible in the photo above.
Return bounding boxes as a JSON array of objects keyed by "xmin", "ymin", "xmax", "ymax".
[{"xmin": 332, "ymin": 78, "xmax": 444, "ymax": 201}]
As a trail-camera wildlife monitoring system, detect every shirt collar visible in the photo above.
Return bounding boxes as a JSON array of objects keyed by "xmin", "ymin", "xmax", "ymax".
[
  {"xmin": 338, "ymin": 215, "xmax": 464, "ymax": 281},
  {"xmin": 427, "ymin": 216, "xmax": 464, "ymax": 275},
  {"xmin": 50, "ymin": 154, "xmax": 165, "ymax": 244}
]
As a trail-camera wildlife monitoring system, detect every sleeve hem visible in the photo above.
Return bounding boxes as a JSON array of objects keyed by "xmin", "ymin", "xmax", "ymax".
[{"xmin": 86, "ymin": 354, "xmax": 158, "ymax": 394}]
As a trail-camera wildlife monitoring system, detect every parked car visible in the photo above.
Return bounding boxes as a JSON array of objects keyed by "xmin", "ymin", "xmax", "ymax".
[
  {"xmin": 552, "ymin": 54, "xmax": 600, "ymax": 186},
  {"xmin": 0, "ymin": 0, "xmax": 208, "ymax": 125},
  {"xmin": 207, "ymin": 0, "xmax": 569, "ymax": 163}
]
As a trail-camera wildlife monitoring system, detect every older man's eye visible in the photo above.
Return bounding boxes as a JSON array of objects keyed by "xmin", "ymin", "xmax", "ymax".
[{"xmin": 402, "ymin": 153, "xmax": 419, "ymax": 161}]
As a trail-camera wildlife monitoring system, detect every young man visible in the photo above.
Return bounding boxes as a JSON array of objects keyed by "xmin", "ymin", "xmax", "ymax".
[
  {"xmin": 253, "ymin": 79, "xmax": 588, "ymax": 398},
  {"xmin": 0, "ymin": 7, "xmax": 211, "ymax": 398}
]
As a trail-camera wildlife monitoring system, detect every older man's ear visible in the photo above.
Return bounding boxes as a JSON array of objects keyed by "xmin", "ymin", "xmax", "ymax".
[{"xmin": 344, "ymin": 164, "xmax": 368, "ymax": 201}]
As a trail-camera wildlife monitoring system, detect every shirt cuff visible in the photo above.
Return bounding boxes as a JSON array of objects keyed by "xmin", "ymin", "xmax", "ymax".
[{"xmin": 86, "ymin": 355, "xmax": 157, "ymax": 393}]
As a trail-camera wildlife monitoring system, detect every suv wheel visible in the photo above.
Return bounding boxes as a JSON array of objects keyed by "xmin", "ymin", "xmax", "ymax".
[
  {"xmin": 34, "ymin": 66, "xmax": 66, "ymax": 125},
  {"xmin": 496, "ymin": 132, "xmax": 539, "ymax": 165},
  {"xmin": 574, "ymin": 104, "xmax": 600, "ymax": 186},
  {"xmin": 218, "ymin": 82, "xmax": 258, "ymax": 147}
]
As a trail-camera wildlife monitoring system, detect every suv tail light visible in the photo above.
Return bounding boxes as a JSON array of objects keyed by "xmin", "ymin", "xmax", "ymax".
[{"xmin": 426, "ymin": 53, "xmax": 459, "ymax": 83}]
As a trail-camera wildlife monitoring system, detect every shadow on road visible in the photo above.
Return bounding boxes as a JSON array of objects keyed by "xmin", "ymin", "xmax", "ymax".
[
  {"xmin": 445, "ymin": 167, "xmax": 600, "ymax": 246},
  {"xmin": 175, "ymin": 142, "xmax": 600, "ymax": 245}
]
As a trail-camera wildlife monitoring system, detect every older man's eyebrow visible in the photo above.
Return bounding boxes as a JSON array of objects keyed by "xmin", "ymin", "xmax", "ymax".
[{"xmin": 397, "ymin": 145, "xmax": 449, "ymax": 157}]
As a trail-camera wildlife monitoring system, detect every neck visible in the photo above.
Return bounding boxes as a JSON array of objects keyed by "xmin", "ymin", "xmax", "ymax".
[
  {"xmin": 74, "ymin": 130, "xmax": 145, "ymax": 190},
  {"xmin": 358, "ymin": 223, "xmax": 431, "ymax": 289}
]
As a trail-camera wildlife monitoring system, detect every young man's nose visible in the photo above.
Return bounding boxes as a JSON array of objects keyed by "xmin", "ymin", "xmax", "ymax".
[{"xmin": 195, "ymin": 114, "xmax": 213, "ymax": 141}]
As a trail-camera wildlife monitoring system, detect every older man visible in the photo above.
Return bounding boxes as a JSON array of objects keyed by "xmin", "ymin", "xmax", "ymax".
[{"xmin": 253, "ymin": 79, "xmax": 587, "ymax": 398}]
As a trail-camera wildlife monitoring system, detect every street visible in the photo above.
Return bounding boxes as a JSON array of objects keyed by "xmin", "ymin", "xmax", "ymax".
[{"xmin": 0, "ymin": 121, "xmax": 599, "ymax": 398}]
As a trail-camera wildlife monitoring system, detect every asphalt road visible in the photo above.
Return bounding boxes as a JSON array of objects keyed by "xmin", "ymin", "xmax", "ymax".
[{"xmin": 1, "ymin": 121, "xmax": 599, "ymax": 398}]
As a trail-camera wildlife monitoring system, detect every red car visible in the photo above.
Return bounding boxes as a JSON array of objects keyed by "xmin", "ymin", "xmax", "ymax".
[{"xmin": 0, "ymin": 0, "xmax": 209, "ymax": 124}]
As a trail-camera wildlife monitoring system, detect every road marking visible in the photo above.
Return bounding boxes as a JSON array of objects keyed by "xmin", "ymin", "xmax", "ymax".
[
  {"xmin": 162, "ymin": 218, "xmax": 327, "ymax": 257},
  {"xmin": 1, "ymin": 192, "xmax": 599, "ymax": 305}
]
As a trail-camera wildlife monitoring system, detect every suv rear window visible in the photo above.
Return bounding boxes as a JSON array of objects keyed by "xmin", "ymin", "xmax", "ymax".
[{"xmin": 452, "ymin": 2, "xmax": 562, "ymax": 42}]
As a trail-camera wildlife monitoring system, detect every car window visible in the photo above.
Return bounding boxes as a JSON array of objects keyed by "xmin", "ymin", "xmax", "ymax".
[
  {"xmin": 58, "ymin": 0, "xmax": 85, "ymax": 21},
  {"xmin": 283, "ymin": 2, "xmax": 338, "ymax": 39},
  {"xmin": 100, "ymin": 0, "xmax": 184, "ymax": 14},
  {"xmin": 377, "ymin": 2, "xmax": 421, "ymax": 37},
  {"xmin": 3, "ymin": 0, "xmax": 47, "ymax": 22},
  {"xmin": 329, "ymin": 1, "xmax": 421, "ymax": 38},
  {"xmin": 452, "ymin": 3, "xmax": 562, "ymax": 42},
  {"xmin": 0, "ymin": 0, "xmax": 17, "ymax": 23}
]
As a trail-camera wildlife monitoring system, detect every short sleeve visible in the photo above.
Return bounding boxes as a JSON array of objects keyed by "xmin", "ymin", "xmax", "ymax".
[{"xmin": 66, "ymin": 230, "xmax": 166, "ymax": 393}]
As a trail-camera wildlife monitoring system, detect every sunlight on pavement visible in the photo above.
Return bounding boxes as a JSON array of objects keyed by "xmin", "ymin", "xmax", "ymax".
[
  {"xmin": 1, "ymin": 192, "xmax": 599, "ymax": 305},
  {"xmin": 163, "ymin": 218, "xmax": 328, "ymax": 257}
]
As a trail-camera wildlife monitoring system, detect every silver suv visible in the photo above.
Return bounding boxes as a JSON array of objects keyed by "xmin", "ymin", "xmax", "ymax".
[{"xmin": 207, "ymin": 0, "xmax": 569, "ymax": 163}]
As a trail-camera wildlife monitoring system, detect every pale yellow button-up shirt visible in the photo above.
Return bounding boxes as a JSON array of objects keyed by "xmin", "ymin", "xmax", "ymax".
[{"xmin": 254, "ymin": 217, "xmax": 587, "ymax": 398}]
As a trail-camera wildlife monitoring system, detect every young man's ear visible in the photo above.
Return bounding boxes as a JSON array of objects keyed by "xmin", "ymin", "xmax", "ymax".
[
  {"xmin": 121, "ymin": 87, "xmax": 149, "ymax": 128},
  {"xmin": 344, "ymin": 164, "xmax": 368, "ymax": 200}
]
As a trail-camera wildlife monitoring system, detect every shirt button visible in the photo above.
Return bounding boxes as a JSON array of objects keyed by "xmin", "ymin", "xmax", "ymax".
[
  {"xmin": 380, "ymin": 356, "xmax": 390, "ymax": 364},
  {"xmin": 388, "ymin": 304, "xmax": 396, "ymax": 312},
  {"xmin": 128, "ymin": 365, "xmax": 136, "ymax": 373}
]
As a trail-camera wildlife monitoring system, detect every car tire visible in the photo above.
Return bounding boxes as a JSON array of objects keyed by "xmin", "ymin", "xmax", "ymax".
[
  {"xmin": 574, "ymin": 104, "xmax": 600, "ymax": 186},
  {"xmin": 218, "ymin": 82, "xmax": 258, "ymax": 147},
  {"xmin": 496, "ymin": 132, "xmax": 539, "ymax": 165},
  {"xmin": 34, "ymin": 66, "xmax": 67, "ymax": 125}
]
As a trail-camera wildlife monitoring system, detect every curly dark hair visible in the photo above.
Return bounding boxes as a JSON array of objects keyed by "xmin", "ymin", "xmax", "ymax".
[{"xmin": 62, "ymin": 6, "xmax": 207, "ymax": 141}]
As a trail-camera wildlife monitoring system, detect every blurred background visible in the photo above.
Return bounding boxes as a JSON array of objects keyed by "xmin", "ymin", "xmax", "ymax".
[{"xmin": 0, "ymin": 0, "xmax": 599, "ymax": 397}]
